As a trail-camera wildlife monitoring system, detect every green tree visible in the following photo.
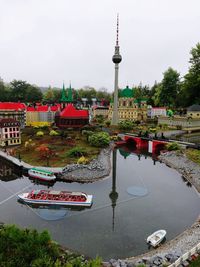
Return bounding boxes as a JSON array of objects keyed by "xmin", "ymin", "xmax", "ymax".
[
  {"xmin": 154, "ymin": 68, "xmax": 180, "ymax": 107},
  {"xmin": 25, "ymin": 85, "xmax": 43, "ymax": 102},
  {"xmin": 43, "ymin": 87, "xmax": 55, "ymax": 102},
  {"xmin": 43, "ymin": 87, "xmax": 61, "ymax": 103},
  {"xmin": 10, "ymin": 80, "xmax": 29, "ymax": 101},
  {"xmin": 118, "ymin": 120, "xmax": 134, "ymax": 131},
  {"xmin": 0, "ymin": 81, "xmax": 10, "ymax": 101},
  {"xmin": 134, "ymin": 82, "xmax": 150, "ymax": 99},
  {"xmin": 96, "ymin": 87, "xmax": 111, "ymax": 102},
  {"xmin": 77, "ymin": 86, "xmax": 97, "ymax": 102},
  {"xmin": 182, "ymin": 43, "xmax": 200, "ymax": 106}
]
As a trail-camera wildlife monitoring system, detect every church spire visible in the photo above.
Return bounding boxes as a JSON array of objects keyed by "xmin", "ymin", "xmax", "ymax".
[{"xmin": 60, "ymin": 82, "xmax": 68, "ymax": 102}]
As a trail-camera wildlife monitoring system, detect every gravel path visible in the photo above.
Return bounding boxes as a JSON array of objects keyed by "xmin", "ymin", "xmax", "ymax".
[{"xmin": 58, "ymin": 148, "xmax": 112, "ymax": 182}]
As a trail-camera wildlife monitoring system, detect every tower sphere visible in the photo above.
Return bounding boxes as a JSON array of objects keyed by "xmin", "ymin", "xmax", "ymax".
[{"xmin": 112, "ymin": 54, "xmax": 122, "ymax": 64}]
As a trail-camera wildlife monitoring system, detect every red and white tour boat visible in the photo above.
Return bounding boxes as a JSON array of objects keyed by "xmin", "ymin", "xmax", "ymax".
[{"xmin": 18, "ymin": 190, "xmax": 93, "ymax": 207}]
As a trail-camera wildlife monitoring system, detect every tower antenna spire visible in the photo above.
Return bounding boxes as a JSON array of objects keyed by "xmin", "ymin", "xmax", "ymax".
[{"xmin": 116, "ymin": 13, "xmax": 119, "ymax": 46}]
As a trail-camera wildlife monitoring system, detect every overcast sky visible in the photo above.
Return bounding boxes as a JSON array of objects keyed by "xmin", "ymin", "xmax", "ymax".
[{"xmin": 0, "ymin": 0, "xmax": 200, "ymax": 91}]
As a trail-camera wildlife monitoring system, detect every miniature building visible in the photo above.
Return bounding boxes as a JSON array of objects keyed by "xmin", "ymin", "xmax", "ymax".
[
  {"xmin": 92, "ymin": 106, "xmax": 109, "ymax": 118},
  {"xmin": 55, "ymin": 104, "xmax": 89, "ymax": 128},
  {"xmin": 108, "ymin": 86, "xmax": 147, "ymax": 122},
  {"xmin": 0, "ymin": 118, "xmax": 21, "ymax": 147},
  {"xmin": 0, "ymin": 102, "xmax": 26, "ymax": 128},
  {"xmin": 26, "ymin": 105, "xmax": 60, "ymax": 126},
  {"xmin": 60, "ymin": 83, "xmax": 74, "ymax": 109},
  {"xmin": 147, "ymin": 106, "xmax": 167, "ymax": 118},
  {"xmin": 187, "ymin": 104, "xmax": 200, "ymax": 118}
]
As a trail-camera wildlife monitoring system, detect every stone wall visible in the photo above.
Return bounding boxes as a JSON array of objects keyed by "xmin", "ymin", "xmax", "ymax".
[{"xmin": 158, "ymin": 116, "xmax": 200, "ymax": 128}]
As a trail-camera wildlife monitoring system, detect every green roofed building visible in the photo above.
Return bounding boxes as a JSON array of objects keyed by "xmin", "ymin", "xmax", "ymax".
[
  {"xmin": 108, "ymin": 85, "xmax": 147, "ymax": 122},
  {"xmin": 60, "ymin": 83, "xmax": 74, "ymax": 109}
]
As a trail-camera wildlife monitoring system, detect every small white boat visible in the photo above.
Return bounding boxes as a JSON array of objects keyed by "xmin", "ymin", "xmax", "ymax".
[
  {"xmin": 146, "ymin": 230, "xmax": 166, "ymax": 247},
  {"xmin": 18, "ymin": 189, "xmax": 93, "ymax": 207},
  {"xmin": 28, "ymin": 168, "xmax": 56, "ymax": 181}
]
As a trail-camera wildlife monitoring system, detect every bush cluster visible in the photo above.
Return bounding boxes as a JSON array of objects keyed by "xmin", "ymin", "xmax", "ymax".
[
  {"xmin": 0, "ymin": 224, "xmax": 102, "ymax": 267},
  {"xmin": 88, "ymin": 132, "xmax": 110, "ymax": 147}
]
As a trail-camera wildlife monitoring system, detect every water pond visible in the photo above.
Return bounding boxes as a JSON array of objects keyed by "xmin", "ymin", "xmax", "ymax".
[{"xmin": 0, "ymin": 147, "xmax": 199, "ymax": 260}]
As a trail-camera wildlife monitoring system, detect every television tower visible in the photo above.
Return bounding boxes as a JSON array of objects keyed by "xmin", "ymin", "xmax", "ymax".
[{"xmin": 111, "ymin": 14, "xmax": 122, "ymax": 125}]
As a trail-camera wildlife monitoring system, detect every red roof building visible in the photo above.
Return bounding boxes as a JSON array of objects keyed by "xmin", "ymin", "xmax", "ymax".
[
  {"xmin": 0, "ymin": 102, "xmax": 26, "ymax": 128},
  {"xmin": 0, "ymin": 102, "xmax": 26, "ymax": 110},
  {"xmin": 55, "ymin": 104, "xmax": 89, "ymax": 128}
]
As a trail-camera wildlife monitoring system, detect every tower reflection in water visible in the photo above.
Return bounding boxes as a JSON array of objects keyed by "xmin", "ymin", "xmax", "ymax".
[
  {"xmin": 109, "ymin": 145, "xmax": 161, "ymax": 230},
  {"xmin": 109, "ymin": 149, "xmax": 118, "ymax": 231}
]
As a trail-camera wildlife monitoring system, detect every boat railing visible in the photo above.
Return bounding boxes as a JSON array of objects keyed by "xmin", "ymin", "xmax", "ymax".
[{"xmin": 168, "ymin": 242, "xmax": 200, "ymax": 267}]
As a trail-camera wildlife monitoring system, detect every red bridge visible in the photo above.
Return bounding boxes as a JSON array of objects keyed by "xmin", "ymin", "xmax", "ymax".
[{"xmin": 118, "ymin": 133, "xmax": 168, "ymax": 154}]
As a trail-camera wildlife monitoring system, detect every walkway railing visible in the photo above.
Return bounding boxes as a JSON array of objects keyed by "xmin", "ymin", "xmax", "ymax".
[{"xmin": 168, "ymin": 242, "xmax": 200, "ymax": 267}]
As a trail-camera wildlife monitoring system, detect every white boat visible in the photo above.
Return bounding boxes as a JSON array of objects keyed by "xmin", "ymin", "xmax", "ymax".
[
  {"xmin": 146, "ymin": 230, "xmax": 166, "ymax": 247},
  {"xmin": 28, "ymin": 168, "xmax": 56, "ymax": 181},
  {"xmin": 18, "ymin": 189, "xmax": 93, "ymax": 207}
]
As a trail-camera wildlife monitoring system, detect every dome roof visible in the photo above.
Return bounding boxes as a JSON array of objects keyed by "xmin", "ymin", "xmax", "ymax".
[
  {"xmin": 120, "ymin": 86, "xmax": 134, "ymax": 98},
  {"xmin": 187, "ymin": 104, "xmax": 200, "ymax": 111}
]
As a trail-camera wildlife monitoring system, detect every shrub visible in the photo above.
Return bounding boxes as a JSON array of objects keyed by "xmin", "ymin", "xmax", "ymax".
[
  {"xmin": 95, "ymin": 115, "xmax": 104, "ymax": 123},
  {"xmin": 82, "ymin": 130, "xmax": 94, "ymax": 141},
  {"xmin": 0, "ymin": 225, "xmax": 59, "ymax": 266},
  {"xmin": 110, "ymin": 135, "xmax": 118, "ymax": 141},
  {"xmin": 166, "ymin": 142, "xmax": 180, "ymax": 151},
  {"xmin": 81, "ymin": 124, "xmax": 96, "ymax": 131},
  {"xmin": 67, "ymin": 147, "xmax": 87, "ymax": 157},
  {"xmin": 49, "ymin": 130, "xmax": 60, "ymax": 136},
  {"xmin": 77, "ymin": 156, "xmax": 89, "ymax": 164},
  {"xmin": 105, "ymin": 120, "xmax": 111, "ymax": 127},
  {"xmin": 118, "ymin": 120, "xmax": 134, "ymax": 131},
  {"xmin": 88, "ymin": 132, "xmax": 110, "ymax": 147},
  {"xmin": 36, "ymin": 131, "xmax": 44, "ymax": 137},
  {"xmin": 149, "ymin": 128, "xmax": 157, "ymax": 133}
]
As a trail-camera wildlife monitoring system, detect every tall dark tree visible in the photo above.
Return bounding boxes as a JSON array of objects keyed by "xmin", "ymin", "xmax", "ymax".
[
  {"xmin": 157, "ymin": 67, "xmax": 180, "ymax": 107},
  {"xmin": 10, "ymin": 80, "xmax": 29, "ymax": 101},
  {"xmin": 25, "ymin": 85, "xmax": 43, "ymax": 102},
  {"xmin": 0, "ymin": 81, "xmax": 10, "ymax": 101},
  {"xmin": 182, "ymin": 43, "xmax": 200, "ymax": 106}
]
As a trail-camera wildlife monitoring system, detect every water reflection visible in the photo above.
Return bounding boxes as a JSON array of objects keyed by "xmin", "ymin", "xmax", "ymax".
[
  {"xmin": 109, "ymin": 149, "xmax": 118, "ymax": 231},
  {"xmin": 0, "ymin": 158, "xmax": 21, "ymax": 181},
  {"xmin": 17, "ymin": 200, "xmax": 92, "ymax": 221},
  {"xmin": 28, "ymin": 176, "xmax": 56, "ymax": 188}
]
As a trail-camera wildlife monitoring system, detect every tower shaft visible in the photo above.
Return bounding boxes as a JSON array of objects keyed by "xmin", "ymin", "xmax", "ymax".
[
  {"xmin": 111, "ymin": 14, "xmax": 122, "ymax": 126},
  {"xmin": 112, "ymin": 64, "xmax": 119, "ymax": 125}
]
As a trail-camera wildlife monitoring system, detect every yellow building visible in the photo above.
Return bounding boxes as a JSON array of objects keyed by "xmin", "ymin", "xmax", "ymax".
[{"xmin": 108, "ymin": 86, "xmax": 147, "ymax": 122}]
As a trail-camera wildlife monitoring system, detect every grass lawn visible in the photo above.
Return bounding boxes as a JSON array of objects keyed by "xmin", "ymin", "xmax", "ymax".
[
  {"xmin": 14, "ymin": 130, "xmax": 101, "ymax": 167},
  {"xmin": 189, "ymin": 257, "xmax": 200, "ymax": 266},
  {"xmin": 185, "ymin": 149, "xmax": 200, "ymax": 166}
]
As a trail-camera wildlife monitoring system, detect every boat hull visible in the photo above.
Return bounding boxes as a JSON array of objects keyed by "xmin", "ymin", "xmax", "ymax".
[
  {"xmin": 18, "ymin": 193, "xmax": 93, "ymax": 207},
  {"xmin": 28, "ymin": 170, "xmax": 56, "ymax": 181},
  {"xmin": 147, "ymin": 230, "xmax": 166, "ymax": 247}
]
